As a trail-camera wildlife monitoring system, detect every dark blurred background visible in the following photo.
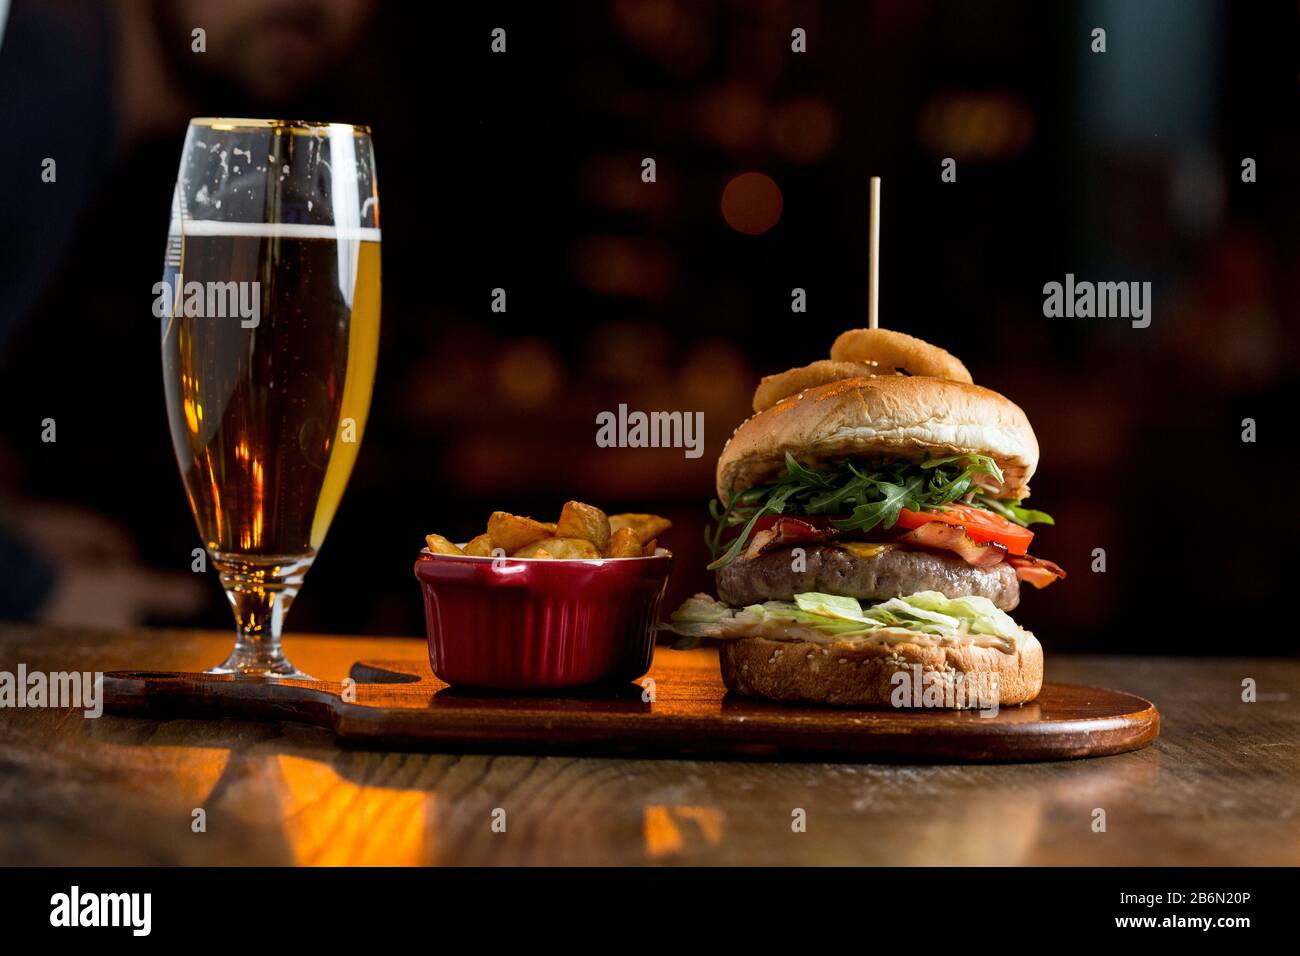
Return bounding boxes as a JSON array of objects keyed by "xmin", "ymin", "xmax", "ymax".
[{"xmin": 0, "ymin": 0, "xmax": 1295, "ymax": 652}]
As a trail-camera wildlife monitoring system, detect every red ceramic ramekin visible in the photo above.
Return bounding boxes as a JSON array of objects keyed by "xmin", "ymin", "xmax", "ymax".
[{"xmin": 414, "ymin": 548, "xmax": 672, "ymax": 690}]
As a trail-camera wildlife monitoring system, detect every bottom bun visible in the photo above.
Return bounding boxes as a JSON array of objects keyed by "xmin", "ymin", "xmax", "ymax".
[{"xmin": 718, "ymin": 633, "xmax": 1043, "ymax": 708}]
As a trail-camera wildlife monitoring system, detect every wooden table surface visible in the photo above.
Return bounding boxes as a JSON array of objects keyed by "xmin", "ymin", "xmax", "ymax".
[{"xmin": 0, "ymin": 623, "xmax": 1296, "ymax": 866}]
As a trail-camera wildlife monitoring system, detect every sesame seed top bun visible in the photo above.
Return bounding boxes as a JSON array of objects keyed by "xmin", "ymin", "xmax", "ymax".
[{"xmin": 717, "ymin": 375, "xmax": 1039, "ymax": 502}]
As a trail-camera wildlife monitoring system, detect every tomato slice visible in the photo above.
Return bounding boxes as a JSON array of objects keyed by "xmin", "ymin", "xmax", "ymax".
[
  {"xmin": 893, "ymin": 504, "xmax": 1034, "ymax": 555},
  {"xmin": 750, "ymin": 507, "xmax": 1034, "ymax": 555}
]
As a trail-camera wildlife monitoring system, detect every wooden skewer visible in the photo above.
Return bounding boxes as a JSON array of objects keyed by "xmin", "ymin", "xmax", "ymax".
[{"xmin": 868, "ymin": 176, "xmax": 881, "ymax": 329}]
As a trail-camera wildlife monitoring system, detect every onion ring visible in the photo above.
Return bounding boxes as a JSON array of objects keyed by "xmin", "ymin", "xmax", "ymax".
[{"xmin": 829, "ymin": 328, "xmax": 973, "ymax": 383}]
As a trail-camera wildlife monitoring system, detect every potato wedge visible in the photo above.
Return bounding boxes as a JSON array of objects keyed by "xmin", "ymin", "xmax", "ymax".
[
  {"xmin": 463, "ymin": 533, "xmax": 494, "ymax": 556},
  {"xmin": 608, "ymin": 513, "xmax": 672, "ymax": 545},
  {"xmin": 556, "ymin": 500, "xmax": 611, "ymax": 551},
  {"xmin": 641, "ymin": 538, "xmax": 658, "ymax": 556},
  {"xmin": 604, "ymin": 526, "xmax": 642, "ymax": 558},
  {"xmin": 487, "ymin": 512, "xmax": 556, "ymax": 552},
  {"xmin": 425, "ymin": 533, "xmax": 465, "ymax": 556},
  {"xmin": 512, "ymin": 537, "xmax": 601, "ymax": 559}
]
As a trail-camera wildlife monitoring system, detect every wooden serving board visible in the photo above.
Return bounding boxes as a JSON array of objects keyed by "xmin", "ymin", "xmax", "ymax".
[{"xmin": 101, "ymin": 648, "xmax": 1159, "ymax": 762}]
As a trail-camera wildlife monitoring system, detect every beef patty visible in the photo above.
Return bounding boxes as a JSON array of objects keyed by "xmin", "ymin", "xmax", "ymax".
[{"xmin": 715, "ymin": 544, "xmax": 1021, "ymax": 610}]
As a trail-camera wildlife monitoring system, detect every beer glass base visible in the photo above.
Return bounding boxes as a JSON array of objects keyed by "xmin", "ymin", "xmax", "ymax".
[
  {"xmin": 210, "ymin": 553, "xmax": 316, "ymax": 681},
  {"xmin": 207, "ymin": 653, "xmax": 313, "ymax": 681}
]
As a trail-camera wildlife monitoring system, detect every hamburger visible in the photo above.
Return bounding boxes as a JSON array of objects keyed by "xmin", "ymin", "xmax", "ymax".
[{"xmin": 667, "ymin": 328, "xmax": 1065, "ymax": 709}]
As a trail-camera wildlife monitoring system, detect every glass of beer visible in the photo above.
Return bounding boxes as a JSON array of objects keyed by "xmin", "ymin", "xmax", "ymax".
[{"xmin": 160, "ymin": 119, "xmax": 380, "ymax": 678}]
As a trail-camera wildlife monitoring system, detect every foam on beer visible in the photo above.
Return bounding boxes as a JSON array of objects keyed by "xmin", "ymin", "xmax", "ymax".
[{"xmin": 168, "ymin": 220, "xmax": 382, "ymax": 241}]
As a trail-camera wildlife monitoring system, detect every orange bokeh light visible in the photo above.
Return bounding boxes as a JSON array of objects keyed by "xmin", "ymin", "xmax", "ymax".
[{"xmin": 721, "ymin": 172, "xmax": 783, "ymax": 235}]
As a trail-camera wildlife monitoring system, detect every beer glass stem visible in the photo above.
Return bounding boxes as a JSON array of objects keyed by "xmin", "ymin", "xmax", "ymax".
[{"xmin": 212, "ymin": 554, "xmax": 315, "ymax": 678}]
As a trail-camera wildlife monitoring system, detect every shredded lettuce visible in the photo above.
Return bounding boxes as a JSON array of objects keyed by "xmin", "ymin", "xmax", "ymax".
[
  {"xmin": 900, "ymin": 591, "xmax": 1020, "ymax": 639},
  {"xmin": 794, "ymin": 592, "xmax": 870, "ymax": 622},
  {"xmin": 667, "ymin": 593, "xmax": 736, "ymax": 633},
  {"xmin": 665, "ymin": 590, "xmax": 1023, "ymax": 649}
]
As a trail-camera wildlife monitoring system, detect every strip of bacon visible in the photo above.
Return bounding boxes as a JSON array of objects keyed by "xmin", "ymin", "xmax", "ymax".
[
  {"xmin": 741, "ymin": 517, "xmax": 839, "ymax": 560},
  {"xmin": 1007, "ymin": 554, "xmax": 1067, "ymax": 589},
  {"xmin": 894, "ymin": 521, "xmax": 1008, "ymax": 568},
  {"xmin": 735, "ymin": 517, "xmax": 1066, "ymax": 590}
]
